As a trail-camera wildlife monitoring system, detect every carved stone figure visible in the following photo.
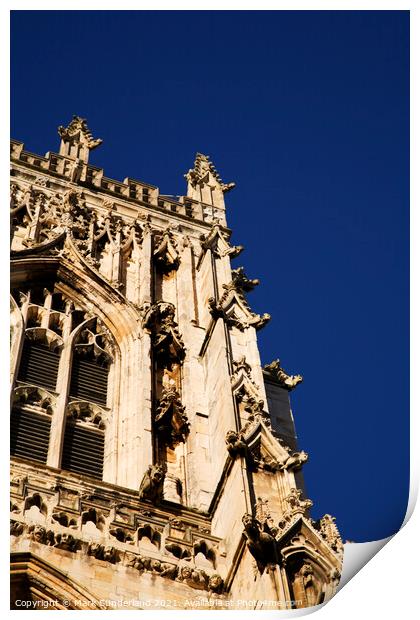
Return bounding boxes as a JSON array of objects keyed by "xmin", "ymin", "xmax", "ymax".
[
  {"xmin": 280, "ymin": 451, "xmax": 309, "ymax": 472},
  {"xmin": 27, "ymin": 525, "xmax": 55, "ymax": 546},
  {"xmin": 225, "ymin": 430, "xmax": 248, "ymax": 459},
  {"xmin": 155, "ymin": 386, "xmax": 189, "ymax": 445},
  {"xmin": 208, "ymin": 573, "xmax": 224, "ymax": 594},
  {"xmin": 242, "ymin": 513, "xmax": 278, "ymax": 573},
  {"xmin": 160, "ymin": 562, "xmax": 178, "ymax": 579},
  {"xmin": 54, "ymin": 532, "xmax": 79, "ymax": 552},
  {"xmin": 10, "ymin": 521, "xmax": 25, "ymax": 537},
  {"xmin": 139, "ymin": 465, "xmax": 165, "ymax": 503},
  {"xmin": 87, "ymin": 542, "xmax": 105, "ymax": 560},
  {"xmin": 263, "ymin": 360, "xmax": 303, "ymax": 390}
]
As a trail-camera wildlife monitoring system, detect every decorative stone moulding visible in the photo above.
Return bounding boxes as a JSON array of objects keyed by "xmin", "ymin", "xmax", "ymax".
[
  {"xmin": 11, "ymin": 464, "xmax": 225, "ymax": 592},
  {"xmin": 66, "ymin": 401, "xmax": 107, "ymax": 430}
]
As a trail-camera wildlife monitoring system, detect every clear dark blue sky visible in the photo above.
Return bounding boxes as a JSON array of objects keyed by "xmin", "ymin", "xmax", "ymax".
[{"xmin": 11, "ymin": 10, "xmax": 409, "ymax": 542}]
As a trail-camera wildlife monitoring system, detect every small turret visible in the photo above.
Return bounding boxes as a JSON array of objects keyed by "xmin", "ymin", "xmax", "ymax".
[
  {"xmin": 58, "ymin": 115, "xmax": 102, "ymax": 164},
  {"xmin": 184, "ymin": 152, "xmax": 235, "ymax": 211}
]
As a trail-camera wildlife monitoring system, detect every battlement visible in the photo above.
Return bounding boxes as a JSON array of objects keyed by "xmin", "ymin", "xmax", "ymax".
[{"xmin": 11, "ymin": 138, "xmax": 228, "ymax": 226}]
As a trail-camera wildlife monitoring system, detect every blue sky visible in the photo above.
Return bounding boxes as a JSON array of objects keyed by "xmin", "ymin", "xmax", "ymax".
[{"xmin": 10, "ymin": 10, "xmax": 409, "ymax": 542}]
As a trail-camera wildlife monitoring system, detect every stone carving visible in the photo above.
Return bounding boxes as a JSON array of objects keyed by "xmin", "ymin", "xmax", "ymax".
[
  {"xmin": 242, "ymin": 513, "xmax": 278, "ymax": 573},
  {"xmin": 280, "ymin": 451, "xmax": 309, "ymax": 472},
  {"xmin": 27, "ymin": 525, "xmax": 55, "ymax": 545},
  {"xmin": 199, "ymin": 224, "xmax": 243, "ymax": 259},
  {"xmin": 254, "ymin": 497, "xmax": 279, "ymax": 538},
  {"xmin": 53, "ymin": 532, "xmax": 80, "ymax": 552},
  {"xmin": 155, "ymin": 386, "xmax": 189, "ymax": 445},
  {"xmin": 10, "ymin": 521, "xmax": 25, "ymax": 537},
  {"xmin": 316, "ymin": 515, "xmax": 343, "ymax": 554},
  {"xmin": 13, "ymin": 386, "xmax": 55, "ymax": 415},
  {"xmin": 139, "ymin": 465, "xmax": 166, "ymax": 503},
  {"xmin": 165, "ymin": 541, "xmax": 192, "ymax": 560},
  {"xmin": 109, "ymin": 527, "xmax": 134, "ymax": 544},
  {"xmin": 285, "ymin": 488, "xmax": 313, "ymax": 514},
  {"xmin": 52, "ymin": 511, "xmax": 78, "ymax": 528},
  {"xmin": 58, "ymin": 115, "xmax": 102, "ymax": 164},
  {"xmin": 141, "ymin": 301, "xmax": 185, "ymax": 366},
  {"xmin": 225, "ymin": 430, "xmax": 248, "ymax": 459},
  {"xmin": 159, "ymin": 562, "xmax": 178, "ymax": 579},
  {"xmin": 24, "ymin": 492, "xmax": 48, "ymax": 516},
  {"xmin": 73, "ymin": 320, "xmax": 113, "ymax": 366},
  {"xmin": 136, "ymin": 523, "xmax": 161, "ymax": 548},
  {"xmin": 176, "ymin": 565, "xmax": 208, "ymax": 589},
  {"xmin": 209, "ymin": 280, "xmax": 270, "ymax": 332},
  {"xmin": 185, "ymin": 153, "xmax": 235, "ymax": 196},
  {"xmin": 87, "ymin": 542, "xmax": 118, "ymax": 563},
  {"xmin": 153, "ymin": 228, "xmax": 179, "ymax": 272},
  {"xmin": 124, "ymin": 552, "xmax": 217, "ymax": 591},
  {"xmin": 231, "ymin": 355, "xmax": 262, "ymax": 406},
  {"xmin": 231, "ymin": 267, "xmax": 259, "ymax": 292},
  {"xmin": 81, "ymin": 507, "xmax": 105, "ymax": 530},
  {"xmin": 208, "ymin": 573, "xmax": 224, "ymax": 594},
  {"xmin": 263, "ymin": 359, "xmax": 303, "ymax": 391},
  {"xmin": 193, "ymin": 539, "xmax": 216, "ymax": 567},
  {"xmin": 67, "ymin": 401, "xmax": 106, "ymax": 430},
  {"xmin": 278, "ymin": 488, "xmax": 313, "ymax": 532}
]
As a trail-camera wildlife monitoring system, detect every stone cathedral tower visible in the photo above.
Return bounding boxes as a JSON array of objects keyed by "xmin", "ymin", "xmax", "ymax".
[{"xmin": 10, "ymin": 117, "xmax": 342, "ymax": 610}]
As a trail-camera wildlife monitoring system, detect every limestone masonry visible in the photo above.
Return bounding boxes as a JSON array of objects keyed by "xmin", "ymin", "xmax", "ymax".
[{"xmin": 10, "ymin": 116, "xmax": 343, "ymax": 610}]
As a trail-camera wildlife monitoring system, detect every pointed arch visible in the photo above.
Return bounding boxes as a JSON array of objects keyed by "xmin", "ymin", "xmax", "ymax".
[{"xmin": 10, "ymin": 552, "xmax": 104, "ymax": 609}]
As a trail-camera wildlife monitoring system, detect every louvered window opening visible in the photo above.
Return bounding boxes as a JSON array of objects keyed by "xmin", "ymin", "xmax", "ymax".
[
  {"xmin": 69, "ymin": 356, "xmax": 109, "ymax": 406},
  {"xmin": 61, "ymin": 423, "xmax": 104, "ymax": 480},
  {"xmin": 17, "ymin": 341, "xmax": 60, "ymax": 392},
  {"xmin": 10, "ymin": 409, "xmax": 51, "ymax": 464}
]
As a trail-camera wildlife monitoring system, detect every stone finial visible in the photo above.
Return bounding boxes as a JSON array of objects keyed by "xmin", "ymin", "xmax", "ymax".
[
  {"xmin": 185, "ymin": 153, "xmax": 235, "ymax": 210},
  {"xmin": 58, "ymin": 115, "xmax": 102, "ymax": 163}
]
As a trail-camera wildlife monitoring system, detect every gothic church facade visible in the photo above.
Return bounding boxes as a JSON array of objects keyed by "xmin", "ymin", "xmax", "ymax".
[{"xmin": 10, "ymin": 117, "xmax": 342, "ymax": 610}]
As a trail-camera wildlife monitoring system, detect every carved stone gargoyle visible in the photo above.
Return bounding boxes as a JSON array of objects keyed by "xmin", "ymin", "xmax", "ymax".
[
  {"xmin": 242, "ymin": 513, "xmax": 278, "ymax": 573},
  {"xmin": 263, "ymin": 359, "xmax": 303, "ymax": 391},
  {"xmin": 139, "ymin": 464, "xmax": 166, "ymax": 504},
  {"xmin": 279, "ymin": 451, "xmax": 309, "ymax": 472},
  {"xmin": 155, "ymin": 386, "xmax": 190, "ymax": 445},
  {"xmin": 225, "ymin": 430, "xmax": 255, "ymax": 468}
]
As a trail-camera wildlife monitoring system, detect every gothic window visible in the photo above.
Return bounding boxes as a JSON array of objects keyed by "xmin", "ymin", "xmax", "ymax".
[
  {"xmin": 11, "ymin": 387, "xmax": 54, "ymax": 464},
  {"xmin": 69, "ymin": 323, "xmax": 112, "ymax": 407},
  {"xmin": 18, "ymin": 339, "xmax": 61, "ymax": 391},
  {"xmin": 62, "ymin": 403, "xmax": 106, "ymax": 480},
  {"xmin": 10, "ymin": 286, "xmax": 114, "ymax": 480}
]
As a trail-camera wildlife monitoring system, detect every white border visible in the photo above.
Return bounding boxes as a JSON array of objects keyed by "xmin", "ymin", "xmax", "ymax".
[{"xmin": 3, "ymin": 2, "xmax": 417, "ymax": 617}]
